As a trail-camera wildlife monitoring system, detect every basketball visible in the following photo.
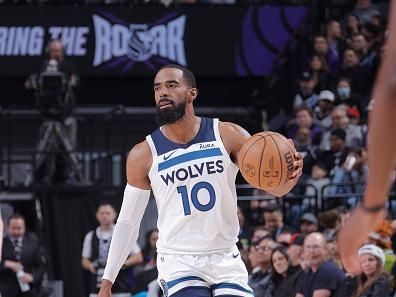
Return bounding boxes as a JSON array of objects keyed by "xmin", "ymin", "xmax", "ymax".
[{"xmin": 238, "ymin": 132, "xmax": 296, "ymax": 191}]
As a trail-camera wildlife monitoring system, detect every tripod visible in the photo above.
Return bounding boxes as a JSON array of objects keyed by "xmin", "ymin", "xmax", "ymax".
[{"xmin": 33, "ymin": 120, "xmax": 85, "ymax": 184}]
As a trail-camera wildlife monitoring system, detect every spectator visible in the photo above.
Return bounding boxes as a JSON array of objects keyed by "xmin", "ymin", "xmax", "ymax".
[
  {"xmin": 345, "ymin": 13, "xmax": 361, "ymax": 44},
  {"xmin": 296, "ymin": 232, "xmax": 345, "ymax": 297},
  {"xmin": 287, "ymin": 106, "xmax": 323, "ymax": 146},
  {"xmin": 299, "ymin": 213, "xmax": 319, "ymax": 235},
  {"xmin": 312, "ymin": 35, "xmax": 342, "ymax": 75},
  {"xmin": 141, "ymin": 229, "xmax": 158, "ymax": 268},
  {"xmin": 271, "ymin": 246, "xmax": 302, "ymax": 297},
  {"xmin": 351, "ymin": 0, "xmax": 382, "ymax": 25},
  {"xmin": 335, "ymin": 244, "xmax": 392, "ymax": 297},
  {"xmin": 276, "ymin": 230, "xmax": 293, "ymax": 248},
  {"xmin": 293, "ymin": 72, "xmax": 318, "ymax": 110},
  {"xmin": 0, "ymin": 214, "xmax": 46, "ymax": 297},
  {"xmin": 308, "ymin": 55, "xmax": 333, "ymax": 92},
  {"xmin": 251, "ymin": 226, "xmax": 272, "ymax": 244},
  {"xmin": 318, "ymin": 209, "xmax": 342, "ymax": 242},
  {"xmin": 325, "ymin": 20, "xmax": 347, "ymax": 63},
  {"xmin": 248, "ymin": 199, "xmax": 264, "ymax": 227},
  {"xmin": 320, "ymin": 105, "xmax": 364, "ymax": 151},
  {"xmin": 335, "ymin": 77, "xmax": 362, "ymax": 111},
  {"xmin": 263, "ymin": 204, "xmax": 293, "ymax": 240},
  {"xmin": 340, "ymin": 48, "xmax": 371, "ymax": 97},
  {"xmin": 248, "ymin": 236, "xmax": 277, "ymax": 297},
  {"xmin": 237, "ymin": 206, "xmax": 254, "ymax": 252},
  {"xmin": 351, "ymin": 33, "xmax": 369, "ymax": 61},
  {"xmin": 287, "ymin": 233, "xmax": 305, "ymax": 268},
  {"xmin": 304, "ymin": 163, "xmax": 331, "ymax": 208},
  {"xmin": 313, "ymin": 90, "xmax": 335, "ymax": 130},
  {"xmin": 81, "ymin": 202, "xmax": 143, "ymax": 297},
  {"xmin": 347, "ymin": 107, "xmax": 361, "ymax": 125}
]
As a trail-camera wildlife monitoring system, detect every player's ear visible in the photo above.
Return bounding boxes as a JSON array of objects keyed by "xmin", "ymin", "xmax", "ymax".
[{"xmin": 188, "ymin": 88, "xmax": 198, "ymax": 103}]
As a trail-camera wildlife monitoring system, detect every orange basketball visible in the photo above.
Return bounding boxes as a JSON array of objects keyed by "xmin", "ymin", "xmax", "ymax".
[{"xmin": 238, "ymin": 132, "xmax": 296, "ymax": 191}]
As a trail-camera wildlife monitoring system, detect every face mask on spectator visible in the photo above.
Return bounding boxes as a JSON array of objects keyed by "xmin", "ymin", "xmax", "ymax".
[{"xmin": 337, "ymin": 86, "xmax": 351, "ymax": 99}]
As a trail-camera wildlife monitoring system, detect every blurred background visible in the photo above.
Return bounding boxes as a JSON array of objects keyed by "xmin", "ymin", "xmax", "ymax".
[{"xmin": 0, "ymin": 1, "xmax": 395, "ymax": 297}]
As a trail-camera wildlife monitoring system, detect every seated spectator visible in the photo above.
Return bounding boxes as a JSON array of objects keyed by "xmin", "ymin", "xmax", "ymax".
[
  {"xmin": 293, "ymin": 72, "xmax": 318, "ymax": 110},
  {"xmin": 318, "ymin": 209, "xmax": 342, "ymax": 242},
  {"xmin": 141, "ymin": 229, "xmax": 158, "ymax": 269},
  {"xmin": 296, "ymin": 232, "xmax": 345, "ymax": 297},
  {"xmin": 271, "ymin": 246, "xmax": 302, "ymax": 297},
  {"xmin": 351, "ymin": 33, "xmax": 369, "ymax": 61},
  {"xmin": 347, "ymin": 106, "xmax": 361, "ymax": 125},
  {"xmin": 287, "ymin": 233, "xmax": 305, "ymax": 268},
  {"xmin": 313, "ymin": 90, "xmax": 335, "ymax": 130},
  {"xmin": 340, "ymin": 48, "xmax": 371, "ymax": 97},
  {"xmin": 248, "ymin": 198, "xmax": 264, "ymax": 227},
  {"xmin": 308, "ymin": 54, "xmax": 333, "ymax": 92},
  {"xmin": 335, "ymin": 244, "xmax": 392, "ymax": 297},
  {"xmin": 351, "ymin": 0, "xmax": 382, "ymax": 25},
  {"xmin": 237, "ymin": 206, "xmax": 254, "ymax": 251},
  {"xmin": 344, "ymin": 13, "xmax": 361, "ymax": 44},
  {"xmin": 299, "ymin": 213, "xmax": 319, "ymax": 235},
  {"xmin": 304, "ymin": 163, "xmax": 331, "ymax": 207},
  {"xmin": 318, "ymin": 128, "xmax": 351, "ymax": 178},
  {"xmin": 248, "ymin": 236, "xmax": 277, "ymax": 297},
  {"xmin": 320, "ymin": 105, "xmax": 364, "ymax": 151},
  {"xmin": 276, "ymin": 230, "xmax": 293, "ymax": 248},
  {"xmin": 287, "ymin": 106, "xmax": 323, "ymax": 146},
  {"xmin": 311, "ymin": 35, "xmax": 342, "ymax": 75},
  {"xmin": 263, "ymin": 204, "xmax": 293, "ymax": 240},
  {"xmin": 251, "ymin": 226, "xmax": 271, "ymax": 244},
  {"xmin": 335, "ymin": 78, "xmax": 362, "ymax": 111},
  {"xmin": 325, "ymin": 20, "xmax": 347, "ymax": 64}
]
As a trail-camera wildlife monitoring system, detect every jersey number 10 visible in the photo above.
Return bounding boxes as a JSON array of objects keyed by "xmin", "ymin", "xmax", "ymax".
[{"xmin": 177, "ymin": 181, "xmax": 216, "ymax": 215}]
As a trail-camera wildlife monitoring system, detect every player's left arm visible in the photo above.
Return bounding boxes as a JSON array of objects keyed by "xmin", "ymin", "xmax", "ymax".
[{"xmin": 219, "ymin": 122, "xmax": 303, "ymax": 196}]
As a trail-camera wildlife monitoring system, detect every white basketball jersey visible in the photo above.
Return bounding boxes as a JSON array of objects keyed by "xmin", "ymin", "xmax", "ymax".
[{"xmin": 146, "ymin": 117, "xmax": 239, "ymax": 255}]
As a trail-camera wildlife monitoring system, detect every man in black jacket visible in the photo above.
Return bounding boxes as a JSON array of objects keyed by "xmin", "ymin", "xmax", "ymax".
[{"xmin": 0, "ymin": 214, "xmax": 46, "ymax": 297}]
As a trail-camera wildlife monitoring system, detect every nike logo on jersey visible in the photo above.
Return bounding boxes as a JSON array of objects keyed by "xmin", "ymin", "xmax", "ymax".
[
  {"xmin": 232, "ymin": 253, "xmax": 239, "ymax": 258},
  {"xmin": 164, "ymin": 150, "xmax": 177, "ymax": 160}
]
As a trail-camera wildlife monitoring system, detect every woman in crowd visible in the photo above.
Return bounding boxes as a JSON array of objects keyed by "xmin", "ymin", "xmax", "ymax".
[
  {"xmin": 141, "ymin": 229, "xmax": 159, "ymax": 268},
  {"xmin": 308, "ymin": 54, "xmax": 333, "ymax": 91},
  {"xmin": 335, "ymin": 244, "xmax": 392, "ymax": 297},
  {"xmin": 270, "ymin": 246, "xmax": 301, "ymax": 297}
]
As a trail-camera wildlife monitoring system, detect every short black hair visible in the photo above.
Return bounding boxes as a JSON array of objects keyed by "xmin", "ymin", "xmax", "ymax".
[
  {"xmin": 263, "ymin": 204, "xmax": 281, "ymax": 214},
  {"xmin": 97, "ymin": 201, "xmax": 116, "ymax": 212},
  {"xmin": 159, "ymin": 64, "xmax": 196, "ymax": 88}
]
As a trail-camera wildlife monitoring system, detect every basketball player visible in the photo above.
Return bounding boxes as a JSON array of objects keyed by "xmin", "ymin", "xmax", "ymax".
[
  {"xmin": 338, "ymin": 1, "xmax": 396, "ymax": 274},
  {"xmin": 98, "ymin": 64, "xmax": 303, "ymax": 297}
]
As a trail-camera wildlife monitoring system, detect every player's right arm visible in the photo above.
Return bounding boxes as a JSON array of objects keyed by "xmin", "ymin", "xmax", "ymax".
[
  {"xmin": 99, "ymin": 141, "xmax": 152, "ymax": 297},
  {"xmin": 338, "ymin": 0, "xmax": 396, "ymax": 275}
]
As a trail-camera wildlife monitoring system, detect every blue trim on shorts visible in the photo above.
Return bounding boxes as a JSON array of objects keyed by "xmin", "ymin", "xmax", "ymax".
[
  {"xmin": 211, "ymin": 282, "xmax": 254, "ymax": 295},
  {"xmin": 167, "ymin": 276, "xmax": 207, "ymax": 289},
  {"xmin": 169, "ymin": 285, "xmax": 211, "ymax": 297}
]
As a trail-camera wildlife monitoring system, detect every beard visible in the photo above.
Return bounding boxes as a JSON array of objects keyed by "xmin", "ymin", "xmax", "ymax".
[{"xmin": 155, "ymin": 97, "xmax": 187, "ymax": 125}]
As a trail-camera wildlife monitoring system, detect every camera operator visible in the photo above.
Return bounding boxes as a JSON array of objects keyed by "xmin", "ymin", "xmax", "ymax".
[
  {"xmin": 25, "ymin": 39, "xmax": 79, "ymax": 119},
  {"xmin": 25, "ymin": 39, "xmax": 81, "ymax": 184}
]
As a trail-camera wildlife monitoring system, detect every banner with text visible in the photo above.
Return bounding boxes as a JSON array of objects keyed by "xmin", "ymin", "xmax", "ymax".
[{"xmin": 0, "ymin": 5, "xmax": 307, "ymax": 76}]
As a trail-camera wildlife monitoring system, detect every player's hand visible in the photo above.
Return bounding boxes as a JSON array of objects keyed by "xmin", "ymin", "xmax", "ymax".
[
  {"xmin": 337, "ymin": 206, "xmax": 385, "ymax": 275},
  {"xmin": 98, "ymin": 280, "xmax": 112, "ymax": 297},
  {"xmin": 288, "ymin": 139, "xmax": 303, "ymax": 179}
]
